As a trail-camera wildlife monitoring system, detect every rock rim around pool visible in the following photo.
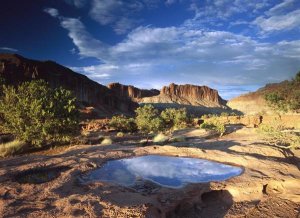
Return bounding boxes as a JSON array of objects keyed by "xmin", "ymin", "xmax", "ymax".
[{"xmin": 80, "ymin": 155, "xmax": 244, "ymax": 189}]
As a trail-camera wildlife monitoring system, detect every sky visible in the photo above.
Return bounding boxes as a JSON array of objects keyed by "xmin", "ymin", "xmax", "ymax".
[{"xmin": 0, "ymin": 0, "xmax": 300, "ymax": 99}]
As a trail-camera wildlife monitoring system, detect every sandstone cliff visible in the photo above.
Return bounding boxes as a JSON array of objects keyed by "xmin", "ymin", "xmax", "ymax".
[
  {"xmin": 141, "ymin": 83, "xmax": 227, "ymax": 108},
  {"xmin": 0, "ymin": 54, "xmax": 137, "ymax": 115},
  {"xmin": 107, "ymin": 83, "xmax": 159, "ymax": 102}
]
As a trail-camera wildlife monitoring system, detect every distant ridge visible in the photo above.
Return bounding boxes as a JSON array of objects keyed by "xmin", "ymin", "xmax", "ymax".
[
  {"xmin": 0, "ymin": 53, "xmax": 230, "ymax": 116},
  {"xmin": 107, "ymin": 82, "xmax": 160, "ymax": 101}
]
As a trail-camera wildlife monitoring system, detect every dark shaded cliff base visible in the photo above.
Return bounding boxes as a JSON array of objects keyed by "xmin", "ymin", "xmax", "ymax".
[
  {"xmin": 0, "ymin": 127, "xmax": 299, "ymax": 217},
  {"xmin": 0, "ymin": 53, "xmax": 137, "ymax": 115}
]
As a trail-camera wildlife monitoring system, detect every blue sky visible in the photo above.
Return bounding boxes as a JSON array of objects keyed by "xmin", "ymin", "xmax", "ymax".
[{"xmin": 1, "ymin": 0, "xmax": 300, "ymax": 99}]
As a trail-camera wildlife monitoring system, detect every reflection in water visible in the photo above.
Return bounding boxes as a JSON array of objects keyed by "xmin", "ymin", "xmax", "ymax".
[{"xmin": 88, "ymin": 155, "xmax": 243, "ymax": 188}]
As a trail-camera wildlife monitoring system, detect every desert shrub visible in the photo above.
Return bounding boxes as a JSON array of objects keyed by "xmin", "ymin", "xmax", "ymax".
[
  {"xmin": 265, "ymin": 92, "xmax": 287, "ymax": 112},
  {"xmin": 101, "ymin": 137, "xmax": 112, "ymax": 145},
  {"xmin": 0, "ymin": 140, "xmax": 26, "ymax": 157},
  {"xmin": 161, "ymin": 108, "xmax": 189, "ymax": 130},
  {"xmin": 153, "ymin": 133, "xmax": 169, "ymax": 143},
  {"xmin": 257, "ymin": 124, "xmax": 300, "ymax": 149},
  {"xmin": 220, "ymin": 112, "xmax": 229, "ymax": 117},
  {"xmin": 200, "ymin": 121, "xmax": 226, "ymax": 136},
  {"xmin": 264, "ymin": 71, "xmax": 300, "ymax": 112},
  {"xmin": 200, "ymin": 122, "xmax": 216, "ymax": 129},
  {"xmin": 109, "ymin": 115, "xmax": 137, "ymax": 132},
  {"xmin": 135, "ymin": 105, "xmax": 164, "ymax": 134},
  {"xmin": 0, "ymin": 80, "xmax": 78, "ymax": 147}
]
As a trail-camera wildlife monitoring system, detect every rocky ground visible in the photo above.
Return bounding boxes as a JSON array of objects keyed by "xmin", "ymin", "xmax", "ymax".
[{"xmin": 0, "ymin": 126, "xmax": 299, "ymax": 217}]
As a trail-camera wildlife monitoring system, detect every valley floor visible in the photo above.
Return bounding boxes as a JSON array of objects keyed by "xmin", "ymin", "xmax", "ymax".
[{"xmin": 0, "ymin": 126, "xmax": 299, "ymax": 217}]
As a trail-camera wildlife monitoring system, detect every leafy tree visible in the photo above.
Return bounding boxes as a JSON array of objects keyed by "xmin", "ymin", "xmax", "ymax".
[
  {"xmin": 135, "ymin": 104, "xmax": 164, "ymax": 134},
  {"xmin": 0, "ymin": 80, "xmax": 79, "ymax": 147},
  {"xmin": 109, "ymin": 114, "xmax": 137, "ymax": 132},
  {"xmin": 161, "ymin": 108, "xmax": 189, "ymax": 130}
]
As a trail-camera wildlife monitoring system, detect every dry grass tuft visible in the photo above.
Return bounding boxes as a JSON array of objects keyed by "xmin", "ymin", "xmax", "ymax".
[
  {"xmin": 100, "ymin": 137, "xmax": 113, "ymax": 145},
  {"xmin": 0, "ymin": 140, "xmax": 26, "ymax": 157},
  {"xmin": 153, "ymin": 133, "xmax": 169, "ymax": 143}
]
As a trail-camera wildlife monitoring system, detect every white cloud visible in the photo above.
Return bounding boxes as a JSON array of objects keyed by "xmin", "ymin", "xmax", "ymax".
[
  {"xmin": 64, "ymin": 0, "xmax": 87, "ymax": 8},
  {"xmin": 44, "ymin": 8, "xmax": 59, "ymax": 17},
  {"xmin": 60, "ymin": 17, "xmax": 108, "ymax": 60},
  {"xmin": 187, "ymin": 0, "xmax": 270, "ymax": 25},
  {"xmin": 89, "ymin": 0, "xmax": 144, "ymax": 34},
  {"xmin": 50, "ymin": 11, "xmax": 299, "ymax": 92},
  {"xmin": 267, "ymin": 0, "xmax": 295, "ymax": 15},
  {"xmin": 254, "ymin": 9, "xmax": 300, "ymax": 33},
  {"xmin": 113, "ymin": 17, "xmax": 138, "ymax": 35},
  {"xmin": 63, "ymin": 22, "xmax": 299, "ymax": 92},
  {"xmin": 0, "ymin": 47, "xmax": 18, "ymax": 52},
  {"xmin": 44, "ymin": 3, "xmax": 300, "ymax": 99}
]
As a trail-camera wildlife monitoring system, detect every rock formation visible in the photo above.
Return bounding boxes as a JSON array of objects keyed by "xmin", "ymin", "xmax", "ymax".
[
  {"xmin": 0, "ymin": 54, "xmax": 137, "ymax": 115},
  {"xmin": 107, "ymin": 82, "xmax": 159, "ymax": 102},
  {"xmin": 141, "ymin": 83, "xmax": 227, "ymax": 108}
]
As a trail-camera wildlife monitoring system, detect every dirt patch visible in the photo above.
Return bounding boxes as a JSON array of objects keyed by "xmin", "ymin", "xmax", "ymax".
[{"xmin": 15, "ymin": 166, "xmax": 70, "ymax": 184}]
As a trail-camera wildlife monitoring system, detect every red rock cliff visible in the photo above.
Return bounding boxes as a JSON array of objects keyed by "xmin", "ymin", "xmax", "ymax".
[
  {"xmin": 107, "ymin": 83, "xmax": 159, "ymax": 101},
  {"xmin": 141, "ymin": 83, "xmax": 227, "ymax": 107},
  {"xmin": 0, "ymin": 54, "xmax": 137, "ymax": 115}
]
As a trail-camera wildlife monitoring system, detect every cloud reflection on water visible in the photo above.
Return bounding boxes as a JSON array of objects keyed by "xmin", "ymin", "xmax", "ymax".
[{"xmin": 89, "ymin": 155, "xmax": 243, "ymax": 188}]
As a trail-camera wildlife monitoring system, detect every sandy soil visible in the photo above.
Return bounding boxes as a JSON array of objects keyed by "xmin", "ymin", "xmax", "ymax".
[{"xmin": 0, "ymin": 126, "xmax": 299, "ymax": 217}]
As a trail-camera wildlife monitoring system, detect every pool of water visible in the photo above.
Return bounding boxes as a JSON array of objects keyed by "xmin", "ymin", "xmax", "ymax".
[{"xmin": 87, "ymin": 155, "xmax": 243, "ymax": 188}]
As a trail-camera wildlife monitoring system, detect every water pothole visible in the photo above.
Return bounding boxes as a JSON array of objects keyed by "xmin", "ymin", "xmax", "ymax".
[{"xmin": 82, "ymin": 155, "xmax": 243, "ymax": 189}]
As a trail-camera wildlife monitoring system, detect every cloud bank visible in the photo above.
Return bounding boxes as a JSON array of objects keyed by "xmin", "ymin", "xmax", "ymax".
[{"xmin": 44, "ymin": 1, "xmax": 300, "ymax": 99}]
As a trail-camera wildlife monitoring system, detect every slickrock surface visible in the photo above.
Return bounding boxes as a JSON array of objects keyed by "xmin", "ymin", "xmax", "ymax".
[{"xmin": 0, "ymin": 127, "xmax": 299, "ymax": 217}]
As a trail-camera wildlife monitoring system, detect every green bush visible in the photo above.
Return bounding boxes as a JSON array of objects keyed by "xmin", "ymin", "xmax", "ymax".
[
  {"xmin": 0, "ymin": 80, "xmax": 79, "ymax": 147},
  {"xmin": 257, "ymin": 121, "xmax": 300, "ymax": 149},
  {"xmin": 200, "ymin": 121, "xmax": 226, "ymax": 136},
  {"xmin": 109, "ymin": 115, "xmax": 137, "ymax": 132},
  {"xmin": 135, "ymin": 105, "xmax": 164, "ymax": 134},
  {"xmin": 264, "ymin": 71, "xmax": 300, "ymax": 112},
  {"xmin": 220, "ymin": 112, "xmax": 229, "ymax": 117},
  {"xmin": 257, "ymin": 124, "xmax": 300, "ymax": 149},
  {"xmin": 161, "ymin": 108, "xmax": 189, "ymax": 130}
]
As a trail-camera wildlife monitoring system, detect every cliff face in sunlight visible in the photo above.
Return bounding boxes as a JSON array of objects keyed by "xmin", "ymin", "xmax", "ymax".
[
  {"xmin": 107, "ymin": 82, "xmax": 159, "ymax": 101},
  {"xmin": 0, "ymin": 54, "xmax": 137, "ymax": 115},
  {"xmin": 141, "ymin": 83, "xmax": 227, "ymax": 108}
]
